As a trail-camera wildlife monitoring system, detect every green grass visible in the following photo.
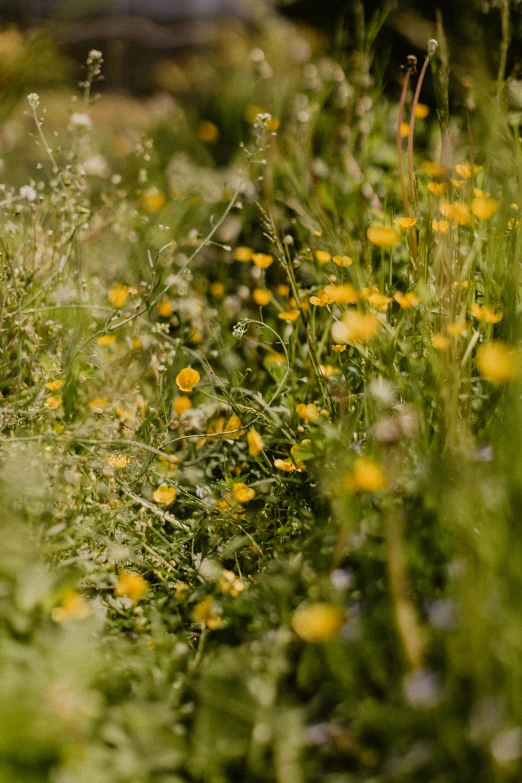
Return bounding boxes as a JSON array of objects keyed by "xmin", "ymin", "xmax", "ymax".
[{"xmin": 1, "ymin": 8, "xmax": 522, "ymax": 782}]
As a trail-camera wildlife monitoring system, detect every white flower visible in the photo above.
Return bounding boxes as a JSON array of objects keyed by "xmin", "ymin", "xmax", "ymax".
[
  {"xmin": 27, "ymin": 93, "xmax": 40, "ymax": 110},
  {"xmin": 20, "ymin": 185, "xmax": 37, "ymax": 201},
  {"xmin": 69, "ymin": 112, "xmax": 92, "ymax": 130}
]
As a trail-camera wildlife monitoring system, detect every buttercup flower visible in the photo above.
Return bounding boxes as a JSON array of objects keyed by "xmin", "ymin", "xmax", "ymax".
[
  {"xmin": 108, "ymin": 283, "xmax": 129, "ymax": 308},
  {"xmin": 115, "ymin": 572, "xmax": 148, "ymax": 603},
  {"xmin": 346, "ymin": 457, "xmax": 386, "ymax": 493},
  {"xmin": 367, "ymin": 226, "xmax": 401, "ymax": 248},
  {"xmin": 394, "ymin": 217, "xmax": 417, "ymax": 229},
  {"xmin": 252, "ymin": 253, "xmax": 274, "ymax": 269},
  {"xmin": 314, "ymin": 250, "xmax": 332, "ymax": 264},
  {"xmin": 291, "ymin": 602, "xmax": 344, "ymax": 643},
  {"xmin": 477, "ymin": 341, "xmax": 518, "ymax": 385},
  {"xmin": 232, "ymin": 482, "xmax": 256, "ymax": 504},
  {"xmin": 247, "ymin": 428, "xmax": 264, "ymax": 456},
  {"xmin": 153, "ymin": 485, "xmax": 176, "ymax": 505},
  {"xmin": 176, "ymin": 367, "xmax": 200, "ymax": 392},
  {"xmin": 331, "ymin": 311, "xmax": 380, "ymax": 344},
  {"xmin": 296, "ymin": 403, "xmax": 319, "ymax": 422}
]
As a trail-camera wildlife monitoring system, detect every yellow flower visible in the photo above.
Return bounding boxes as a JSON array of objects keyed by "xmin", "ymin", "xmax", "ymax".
[
  {"xmin": 268, "ymin": 116, "xmax": 280, "ymax": 132},
  {"xmin": 45, "ymin": 379, "xmax": 63, "ymax": 391},
  {"xmin": 471, "ymin": 197, "xmax": 499, "ymax": 220},
  {"xmin": 440, "ymin": 200, "xmax": 472, "ymax": 226},
  {"xmin": 108, "ymin": 454, "xmax": 130, "ymax": 468},
  {"xmin": 333, "ymin": 254, "xmax": 353, "ymax": 267},
  {"xmin": 394, "ymin": 291, "xmax": 420, "ymax": 309},
  {"xmin": 252, "ymin": 253, "xmax": 274, "ymax": 269},
  {"xmin": 415, "ymin": 103, "xmax": 430, "ymax": 119},
  {"xmin": 319, "ymin": 364, "xmax": 338, "ymax": 378},
  {"xmin": 393, "ymin": 217, "xmax": 417, "ymax": 229},
  {"xmin": 323, "ymin": 284, "xmax": 359, "ymax": 305},
  {"xmin": 108, "ymin": 283, "xmax": 129, "ymax": 308},
  {"xmin": 278, "ymin": 310, "xmax": 300, "ymax": 322},
  {"xmin": 400, "ymin": 121, "xmax": 410, "ymax": 138},
  {"xmin": 296, "ymin": 403, "xmax": 319, "ymax": 422},
  {"xmin": 477, "ymin": 341, "xmax": 518, "ymax": 384},
  {"xmin": 455, "ymin": 163, "xmax": 483, "ymax": 179},
  {"xmin": 198, "ymin": 120, "xmax": 219, "ymax": 143},
  {"xmin": 96, "ymin": 334, "xmax": 117, "ymax": 346},
  {"xmin": 291, "ymin": 602, "xmax": 344, "ymax": 643},
  {"xmin": 247, "ymin": 428, "xmax": 264, "ymax": 456},
  {"xmin": 45, "ymin": 395, "xmax": 62, "ymax": 409},
  {"xmin": 176, "ymin": 367, "xmax": 200, "ymax": 392},
  {"xmin": 346, "ymin": 457, "xmax": 386, "ymax": 493},
  {"xmin": 89, "ymin": 397, "xmax": 108, "ymax": 410},
  {"xmin": 427, "ymin": 182, "xmax": 447, "ymax": 196},
  {"xmin": 234, "ymin": 246, "xmax": 253, "ymax": 262},
  {"xmin": 152, "ymin": 485, "xmax": 176, "ymax": 505},
  {"xmin": 115, "ymin": 571, "xmax": 148, "ymax": 603},
  {"xmin": 331, "ymin": 311, "xmax": 380, "ymax": 344},
  {"xmin": 173, "ymin": 396, "xmax": 192, "ymax": 416},
  {"xmin": 51, "ymin": 591, "xmax": 91, "ymax": 623},
  {"xmin": 253, "ymin": 288, "xmax": 272, "ymax": 306},
  {"xmin": 422, "ymin": 161, "xmax": 448, "ymax": 178},
  {"xmin": 141, "ymin": 188, "xmax": 166, "ymax": 213},
  {"xmin": 432, "ymin": 219, "xmax": 450, "ymax": 233},
  {"xmin": 331, "ymin": 344, "xmax": 346, "ymax": 353},
  {"xmin": 451, "ymin": 179, "xmax": 465, "ymax": 189},
  {"xmin": 314, "ymin": 250, "xmax": 332, "ymax": 264},
  {"xmin": 219, "ymin": 570, "xmax": 245, "ymax": 597},
  {"xmin": 432, "ymin": 334, "xmax": 450, "ymax": 351},
  {"xmin": 277, "ymin": 284, "xmax": 290, "ymax": 297},
  {"xmin": 446, "ymin": 321, "xmax": 467, "ymax": 337},
  {"xmin": 193, "ymin": 595, "xmax": 224, "ymax": 630},
  {"xmin": 367, "ymin": 226, "xmax": 401, "ymax": 248},
  {"xmin": 210, "ymin": 281, "xmax": 225, "ymax": 299},
  {"xmin": 274, "ymin": 458, "xmax": 302, "ymax": 473},
  {"xmin": 367, "ymin": 291, "xmax": 392, "ymax": 312},
  {"xmin": 232, "ymin": 482, "xmax": 256, "ymax": 504},
  {"xmin": 158, "ymin": 300, "xmax": 174, "ymax": 317},
  {"xmin": 158, "ymin": 455, "xmax": 179, "ymax": 477},
  {"xmin": 225, "ymin": 414, "xmax": 243, "ymax": 440},
  {"xmin": 471, "ymin": 303, "xmax": 503, "ymax": 323},
  {"xmin": 309, "ymin": 289, "xmax": 334, "ymax": 307},
  {"xmin": 174, "ymin": 582, "xmax": 190, "ymax": 602}
]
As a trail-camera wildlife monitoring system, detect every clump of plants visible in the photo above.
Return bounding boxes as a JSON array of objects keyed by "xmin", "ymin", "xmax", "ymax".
[{"xmin": 1, "ymin": 4, "xmax": 522, "ymax": 781}]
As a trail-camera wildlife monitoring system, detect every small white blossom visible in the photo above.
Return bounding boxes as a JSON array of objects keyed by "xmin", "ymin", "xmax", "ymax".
[
  {"xmin": 27, "ymin": 93, "xmax": 40, "ymax": 110},
  {"xmin": 20, "ymin": 185, "xmax": 37, "ymax": 201}
]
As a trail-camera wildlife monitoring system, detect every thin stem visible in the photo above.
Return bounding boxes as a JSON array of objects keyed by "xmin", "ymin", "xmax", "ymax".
[
  {"xmin": 496, "ymin": 0, "xmax": 511, "ymax": 99},
  {"xmin": 397, "ymin": 69, "xmax": 413, "ymax": 218}
]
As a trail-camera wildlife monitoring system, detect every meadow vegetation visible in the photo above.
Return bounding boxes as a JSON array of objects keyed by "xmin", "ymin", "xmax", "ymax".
[{"xmin": 2, "ymin": 5, "xmax": 522, "ymax": 781}]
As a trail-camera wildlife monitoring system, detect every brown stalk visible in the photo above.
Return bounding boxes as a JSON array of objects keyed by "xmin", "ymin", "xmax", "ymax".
[{"xmin": 397, "ymin": 55, "xmax": 417, "ymax": 218}]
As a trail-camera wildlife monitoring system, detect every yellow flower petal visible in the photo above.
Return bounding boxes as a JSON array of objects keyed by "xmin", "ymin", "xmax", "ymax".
[
  {"xmin": 477, "ymin": 341, "xmax": 518, "ymax": 385},
  {"xmin": 291, "ymin": 602, "xmax": 344, "ymax": 643},
  {"xmin": 152, "ymin": 485, "xmax": 176, "ymax": 505},
  {"xmin": 176, "ymin": 367, "xmax": 200, "ymax": 393},
  {"xmin": 367, "ymin": 226, "xmax": 401, "ymax": 248}
]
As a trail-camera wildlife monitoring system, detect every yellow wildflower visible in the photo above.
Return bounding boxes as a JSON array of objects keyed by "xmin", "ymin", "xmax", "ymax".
[
  {"xmin": 394, "ymin": 291, "xmax": 420, "ymax": 309},
  {"xmin": 296, "ymin": 403, "xmax": 319, "ymax": 422},
  {"xmin": 247, "ymin": 428, "xmax": 264, "ymax": 456},
  {"xmin": 198, "ymin": 120, "xmax": 219, "ymax": 143},
  {"xmin": 225, "ymin": 414, "xmax": 243, "ymax": 440},
  {"xmin": 108, "ymin": 283, "xmax": 129, "ymax": 308},
  {"xmin": 252, "ymin": 253, "xmax": 274, "ymax": 269},
  {"xmin": 432, "ymin": 334, "xmax": 450, "ymax": 351},
  {"xmin": 367, "ymin": 291, "xmax": 392, "ymax": 312},
  {"xmin": 193, "ymin": 595, "xmax": 224, "ymax": 630},
  {"xmin": 333, "ymin": 254, "xmax": 353, "ymax": 267},
  {"xmin": 253, "ymin": 288, "xmax": 272, "ymax": 306},
  {"xmin": 440, "ymin": 200, "xmax": 472, "ymax": 226},
  {"xmin": 274, "ymin": 458, "xmax": 302, "ymax": 473},
  {"xmin": 152, "ymin": 485, "xmax": 176, "ymax": 505},
  {"xmin": 428, "ymin": 182, "xmax": 447, "ymax": 196},
  {"xmin": 96, "ymin": 334, "xmax": 117, "ymax": 346},
  {"xmin": 446, "ymin": 321, "xmax": 468, "ymax": 337},
  {"xmin": 141, "ymin": 188, "xmax": 166, "ymax": 213},
  {"xmin": 477, "ymin": 341, "xmax": 518, "ymax": 385},
  {"xmin": 367, "ymin": 226, "xmax": 401, "ymax": 248},
  {"xmin": 393, "ymin": 217, "xmax": 417, "ymax": 229},
  {"xmin": 422, "ymin": 161, "xmax": 448, "ymax": 178},
  {"xmin": 89, "ymin": 397, "xmax": 108, "ymax": 410},
  {"xmin": 314, "ymin": 250, "xmax": 332, "ymax": 264},
  {"xmin": 278, "ymin": 310, "xmax": 300, "ymax": 322},
  {"xmin": 331, "ymin": 344, "xmax": 346, "ymax": 353},
  {"xmin": 451, "ymin": 179, "xmax": 465, "ymax": 189},
  {"xmin": 108, "ymin": 454, "xmax": 130, "ymax": 468},
  {"xmin": 455, "ymin": 163, "xmax": 483, "ymax": 179},
  {"xmin": 46, "ymin": 380, "xmax": 63, "ymax": 391},
  {"xmin": 310, "ymin": 290, "xmax": 334, "ymax": 307},
  {"xmin": 173, "ymin": 396, "xmax": 192, "ymax": 416},
  {"xmin": 234, "ymin": 246, "xmax": 253, "ymax": 262},
  {"xmin": 232, "ymin": 482, "xmax": 255, "ymax": 504},
  {"xmin": 331, "ymin": 311, "xmax": 380, "ymax": 344},
  {"xmin": 176, "ymin": 367, "xmax": 200, "ymax": 393},
  {"xmin": 51, "ymin": 591, "xmax": 91, "ymax": 623},
  {"xmin": 319, "ymin": 364, "xmax": 338, "ymax": 378},
  {"xmin": 291, "ymin": 602, "xmax": 344, "ymax": 643},
  {"xmin": 323, "ymin": 284, "xmax": 359, "ymax": 304},
  {"xmin": 346, "ymin": 457, "xmax": 386, "ymax": 493},
  {"xmin": 432, "ymin": 219, "xmax": 450, "ymax": 234},
  {"xmin": 45, "ymin": 395, "xmax": 62, "ymax": 409},
  {"xmin": 400, "ymin": 122, "xmax": 410, "ymax": 138},
  {"xmin": 277, "ymin": 284, "xmax": 290, "ymax": 297},
  {"xmin": 471, "ymin": 303, "xmax": 503, "ymax": 323},
  {"xmin": 219, "ymin": 570, "xmax": 245, "ymax": 597},
  {"xmin": 415, "ymin": 103, "xmax": 430, "ymax": 119},
  {"xmin": 471, "ymin": 197, "xmax": 499, "ymax": 220},
  {"xmin": 115, "ymin": 572, "xmax": 148, "ymax": 603},
  {"xmin": 158, "ymin": 300, "xmax": 174, "ymax": 318}
]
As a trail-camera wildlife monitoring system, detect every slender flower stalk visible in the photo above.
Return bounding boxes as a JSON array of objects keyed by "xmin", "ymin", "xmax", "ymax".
[
  {"xmin": 407, "ymin": 40, "xmax": 438, "ymax": 207},
  {"xmin": 397, "ymin": 55, "xmax": 417, "ymax": 218}
]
